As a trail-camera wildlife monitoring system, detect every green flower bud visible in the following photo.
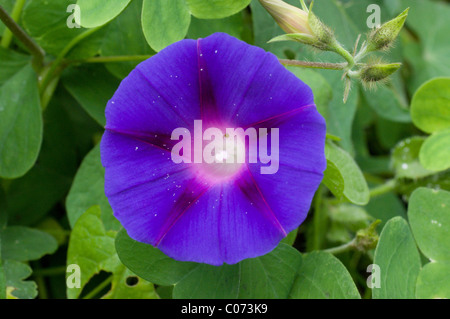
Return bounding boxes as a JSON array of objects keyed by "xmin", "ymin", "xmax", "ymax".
[
  {"xmin": 307, "ymin": 2, "xmax": 335, "ymax": 46},
  {"xmin": 354, "ymin": 220, "xmax": 381, "ymax": 252},
  {"xmin": 268, "ymin": 33, "xmax": 329, "ymax": 50},
  {"xmin": 366, "ymin": 8, "xmax": 409, "ymax": 52},
  {"xmin": 360, "ymin": 62, "xmax": 402, "ymax": 85}
]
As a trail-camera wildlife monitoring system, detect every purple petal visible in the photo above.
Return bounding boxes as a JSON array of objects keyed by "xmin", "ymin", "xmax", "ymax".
[
  {"xmin": 157, "ymin": 179, "xmax": 286, "ymax": 266},
  {"xmin": 196, "ymin": 33, "xmax": 314, "ymax": 127},
  {"xmin": 247, "ymin": 106, "xmax": 327, "ymax": 232},
  {"xmin": 101, "ymin": 130, "xmax": 198, "ymax": 246},
  {"xmin": 105, "ymin": 39, "xmax": 201, "ymax": 136}
]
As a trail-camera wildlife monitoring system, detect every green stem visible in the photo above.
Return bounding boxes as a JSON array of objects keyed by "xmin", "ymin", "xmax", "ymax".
[
  {"xmin": 70, "ymin": 55, "xmax": 153, "ymax": 64},
  {"xmin": 83, "ymin": 276, "xmax": 113, "ymax": 299},
  {"xmin": 39, "ymin": 26, "xmax": 103, "ymax": 95},
  {"xmin": 0, "ymin": 0, "xmax": 26, "ymax": 48},
  {"xmin": 279, "ymin": 59, "xmax": 346, "ymax": 70},
  {"xmin": 323, "ymin": 238, "xmax": 356, "ymax": 255},
  {"xmin": 299, "ymin": 0, "xmax": 308, "ymax": 11},
  {"xmin": 32, "ymin": 261, "xmax": 48, "ymax": 299},
  {"xmin": 0, "ymin": 4, "xmax": 45, "ymax": 70},
  {"xmin": 312, "ymin": 185, "xmax": 325, "ymax": 251},
  {"xmin": 363, "ymin": 173, "xmax": 386, "ymax": 185},
  {"xmin": 369, "ymin": 179, "xmax": 396, "ymax": 199},
  {"xmin": 34, "ymin": 275, "xmax": 48, "ymax": 299},
  {"xmin": 33, "ymin": 266, "xmax": 66, "ymax": 277},
  {"xmin": 330, "ymin": 41, "xmax": 355, "ymax": 69},
  {"xmin": 40, "ymin": 74, "xmax": 60, "ymax": 111}
]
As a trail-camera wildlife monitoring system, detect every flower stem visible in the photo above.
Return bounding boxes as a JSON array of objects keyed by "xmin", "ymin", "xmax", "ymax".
[
  {"xmin": 69, "ymin": 55, "xmax": 153, "ymax": 64},
  {"xmin": 33, "ymin": 266, "xmax": 66, "ymax": 277},
  {"xmin": 83, "ymin": 276, "xmax": 113, "ymax": 299},
  {"xmin": 312, "ymin": 185, "xmax": 326, "ymax": 251},
  {"xmin": 323, "ymin": 238, "xmax": 356, "ymax": 255},
  {"xmin": 0, "ymin": 4, "xmax": 45, "ymax": 70},
  {"xmin": 330, "ymin": 41, "xmax": 355, "ymax": 69},
  {"xmin": 279, "ymin": 59, "xmax": 346, "ymax": 70},
  {"xmin": 369, "ymin": 179, "xmax": 397, "ymax": 199},
  {"xmin": 0, "ymin": 0, "xmax": 26, "ymax": 48}
]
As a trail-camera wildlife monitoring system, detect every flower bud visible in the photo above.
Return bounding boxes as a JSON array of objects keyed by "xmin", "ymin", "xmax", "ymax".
[
  {"xmin": 366, "ymin": 8, "xmax": 409, "ymax": 52},
  {"xmin": 360, "ymin": 62, "xmax": 402, "ymax": 86},
  {"xmin": 259, "ymin": 0, "xmax": 312, "ymax": 35},
  {"xmin": 261, "ymin": 0, "xmax": 336, "ymax": 50},
  {"xmin": 307, "ymin": 4, "xmax": 335, "ymax": 46},
  {"xmin": 355, "ymin": 220, "xmax": 381, "ymax": 252}
]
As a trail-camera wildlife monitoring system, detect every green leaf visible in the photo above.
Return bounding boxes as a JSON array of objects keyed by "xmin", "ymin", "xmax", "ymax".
[
  {"xmin": 401, "ymin": 0, "xmax": 450, "ymax": 93},
  {"xmin": 391, "ymin": 136, "xmax": 434, "ymax": 179},
  {"xmin": 409, "ymin": 187, "xmax": 450, "ymax": 263},
  {"xmin": 362, "ymin": 85, "xmax": 411, "ymax": 123},
  {"xmin": 22, "ymin": 0, "xmax": 103, "ymax": 58},
  {"xmin": 323, "ymin": 142, "xmax": 370, "ymax": 205},
  {"xmin": 0, "ymin": 64, "xmax": 42, "ymax": 179},
  {"xmin": 0, "ymin": 48, "xmax": 31, "ymax": 86},
  {"xmin": 100, "ymin": 0, "xmax": 154, "ymax": 79},
  {"xmin": 419, "ymin": 129, "xmax": 450, "ymax": 172},
  {"xmin": 62, "ymin": 64, "xmax": 120, "ymax": 126},
  {"xmin": 115, "ymin": 228, "xmax": 197, "ymax": 287},
  {"xmin": 77, "ymin": 0, "xmax": 132, "ymax": 28},
  {"xmin": 0, "ymin": 226, "xmax": 57, "ymax": 262},
  {"xmin": 409, "ymin": 188, "xmax": 450, "ymax": 299},
  {"xmin": 289, "ymin": 251, "xmax": 360, "ymax": 299},
  {"xmin": 3, "ymin": 260, "xmax": 37, "ymax": 299},
  {"xmin": 116, "ymin": 229, "xmax": 304, "ymax": 298},
  {"xmin": 66, "ymin": 144, "xmax": 119, "ymax": 231},
  {"xmin": 186, "ymin": 0, "xmax": 251, "ymax": 19},
  {"xmin": 0, "ymin": 233, "xmax": 5, "ymax": 299},
  {"xmin": 36, "ymin": 218, "xmax": 68, "ymax": 247},
  {"xmin": 415, "ymin": 262, "xmax": 450, "ymax": 299},
  {"xmin": 372, "ymin": 217, "xmax": 421, "ymax": 299},
  {"xmin": 364, "ymin": 192, "xmax": 406, "ymax": 229},
  {"xmin": 410, "ymin": 78, "xmax": 450, "ymax": 134},
  {"xmin": 238, "ymin": 244, "xmax": 302, "ymax": 299},
  {"xmin": 173, "ymin": 264, "xmax": 240, "ymax": 299},
  {"xmin": 187, "ymin": 13, "xmax": 246, "ymax": 40},
  {"xmin": 5, "ymin": 98, "xmax": 77, "ymax": 226},
  {"xmin": 327, "ymin": 204, "xmax": 374, "ymax": 244},
  {"xmin": 281, "ymin": 228, "xmax": 298, "ymax": 246},
  {"xmin": 102, "ymin": 266, "xmax": 159, "ymax": 299},
  {"xmin": 67, "ymin": 206, "xmax": 157, "ymax": 299},
  {"xmin": 142, "ymin": 0, "xmax": 191, "ymax": 52},
  {"xmin": 66, "ymin": 206, "xmax": 120, "ymax": 299}
]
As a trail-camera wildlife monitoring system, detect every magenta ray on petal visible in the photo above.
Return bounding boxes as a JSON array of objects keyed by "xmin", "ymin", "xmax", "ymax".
[
  {"xmin": 154, "ymin": 177, "xmax": 211, "ymax": 246},
  {"xmin": 235, "ymin": 168, "xmax": 288, "ymax": 237},
  {"xmin": 197, "ymin": 39, "xmax": 220, "ymax": 126},
  {"xmin": 101, "ymin": 32, "xmax": 327, "ymax": 266}
]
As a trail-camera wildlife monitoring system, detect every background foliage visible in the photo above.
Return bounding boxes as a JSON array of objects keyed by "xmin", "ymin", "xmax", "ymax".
[{"xmin": 0, "ymin": 0, "xmax": 449, "ymax": 299}]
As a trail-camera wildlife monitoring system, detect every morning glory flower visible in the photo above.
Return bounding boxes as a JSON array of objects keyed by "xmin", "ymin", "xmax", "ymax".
[{"xmin": 101, "ymin": 33, "xmax": 326, "ymax": 266}]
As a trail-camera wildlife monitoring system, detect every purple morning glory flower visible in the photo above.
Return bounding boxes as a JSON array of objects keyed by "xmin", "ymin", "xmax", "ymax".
[{"xmin": 101, "ymin": 33, "xmax": 326, "ymax": 266}]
